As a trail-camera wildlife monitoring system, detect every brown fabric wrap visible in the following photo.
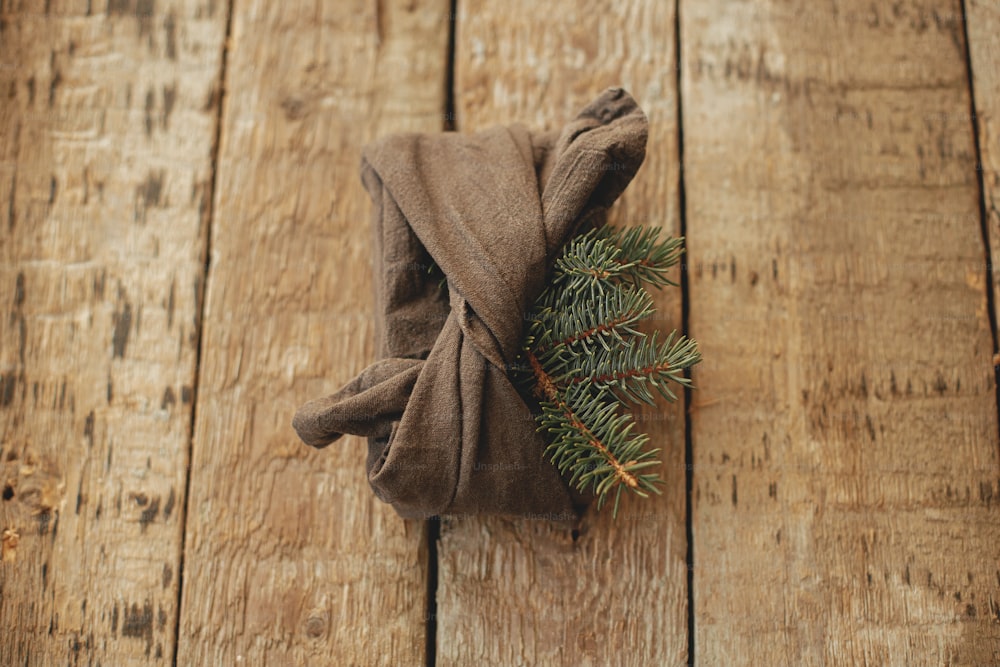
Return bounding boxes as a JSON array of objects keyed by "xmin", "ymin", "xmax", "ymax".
[{"xmin": 293, "ymin": 88, "xmax": 648, "ymax": 520}]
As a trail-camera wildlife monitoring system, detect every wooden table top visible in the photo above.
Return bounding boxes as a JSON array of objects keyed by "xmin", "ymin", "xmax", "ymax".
[{"xmin": 2, "ymin": 1, "xmax": 998, "ymax": 665}]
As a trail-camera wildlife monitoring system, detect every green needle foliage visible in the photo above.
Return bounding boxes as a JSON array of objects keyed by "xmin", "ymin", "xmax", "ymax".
[{"xmin": 517, "ymin": 225, "xmax": 701, "ymax": 517}]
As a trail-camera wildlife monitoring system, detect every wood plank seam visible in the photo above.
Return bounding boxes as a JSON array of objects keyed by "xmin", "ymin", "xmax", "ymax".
[
  {"xmin": 442, "ymin": 0, "xmax": 458, "ymax": 133},
  {"xmin": 426, "ymin": 7, "xmax": 457, "ymax": 665},
  {"xmin": 171, "ymin": 1, "xmax": 236, "ymax": 665},
  {"xmin": 425, "ymin": 518, "xmax": 439, "ymax": 667},
  {"xmin": 959, "ymin": 0, "xmax": 1000, "ymax": 463},
  {"xmin": 674, "ymin": 0, "xmax": 695, "ymax": 665}
]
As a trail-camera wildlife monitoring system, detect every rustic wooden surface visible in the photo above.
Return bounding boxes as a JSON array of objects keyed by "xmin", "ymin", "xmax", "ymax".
[
  {"xmin": 0, "ymin": 2, "xmax": 225, "ymax": 665},
  {"xmin": 2, "ymin": 0, "xmax": 1000, "ymax": 665},
  {"xmin": 436, "ymin": 1, "xmax": 689, "ymax": 666},
  {"xmin": 682, "ymin": 1, "xmax": 1000, "ymax": 665},
  {"xmin": 175, "ymin": 0, "xmax": 450, "ymax": 665}
]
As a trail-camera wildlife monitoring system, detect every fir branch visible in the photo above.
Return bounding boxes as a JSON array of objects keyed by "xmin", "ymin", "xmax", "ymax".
[
  {"xmin": 530, "ymin": 284, "xmax": 654, "ymax": 354},
  {"xmin": 593, "ymin": 224, "xmax": 684, "ymax": 288},
  {"xmin": 556, "ymin": 330, "xmax": 701, "ymax": 405},
  {"xmin": 547, "ymin": 225, "xmax": 683, "ymax": 298},
  {"xmin": 526, "ymin": 350, "xmax": 662, "ymax": 515},
  {"xmin": 515, "ymin": 224, "xmax": 701, "ymax": 517}
]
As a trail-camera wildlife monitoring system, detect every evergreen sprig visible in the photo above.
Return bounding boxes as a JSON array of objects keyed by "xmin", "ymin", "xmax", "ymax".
[
  {"xmin": 532, "ymin": 283, "xmax": 654, "ymax": 354},
  {"xmin": 518, "ymin": 225, "xmax": 700, "ymax": 517}
]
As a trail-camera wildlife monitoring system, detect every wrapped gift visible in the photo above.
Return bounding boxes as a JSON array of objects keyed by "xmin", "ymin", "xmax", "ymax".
[{"xmin": 293, "ymin": 88, "xmax": 648, "ymax": 521}]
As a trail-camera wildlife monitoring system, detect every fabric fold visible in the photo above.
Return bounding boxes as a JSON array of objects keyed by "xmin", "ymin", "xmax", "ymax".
[{"xmin": 293, "ymin": 87, "xmax": 648, "ymax": 520}]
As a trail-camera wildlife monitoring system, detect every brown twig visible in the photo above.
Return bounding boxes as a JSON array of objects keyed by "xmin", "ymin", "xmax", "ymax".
[
  {"xmin": 535, "ymin": 311, "xmax": 641, "ymax": 354},
  {"xmin": 570, "ymin": 360, "xmax": 673, "ymax": 385},
  {"xmin": 525, "ymin": 349, "xmax": 639, "ymax": 490}
]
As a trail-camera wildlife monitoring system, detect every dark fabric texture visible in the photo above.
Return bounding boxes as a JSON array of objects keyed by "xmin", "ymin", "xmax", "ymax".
[{"xmin": 293, "ymin": 88, "xmax": 648, "ymax": 521}]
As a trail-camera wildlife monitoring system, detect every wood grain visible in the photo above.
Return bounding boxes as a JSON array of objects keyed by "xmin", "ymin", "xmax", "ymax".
[
  {"xmin": 681, "ymin": 1, "xmax": 1000, "ymax": 664},
  {"xmin": 0, "ymin": 1, "xmax": 225, "ymax": 664},
  {"xmin": 175, "ymin": 0, "xmax": 450, "ymax": 664},
  {"xmin": 967, "ymin": 1, "xmax": 1000, "ymax": 334},
  {"xmin": 439, "ymin": 2, "xmax": 689, "ymax": 665}
]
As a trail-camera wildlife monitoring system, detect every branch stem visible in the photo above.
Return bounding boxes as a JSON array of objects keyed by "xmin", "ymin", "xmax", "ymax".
[
  {"xmin": 535, "ymin": 311, "xmax": 642, "ymax": 354},
  {"xmin": 525, "ymin": 349, "xmax": 639, "ymax": 490},
  {"xmin": 572, "ymin": 360, "xmax": 675, "ymax": 385}
]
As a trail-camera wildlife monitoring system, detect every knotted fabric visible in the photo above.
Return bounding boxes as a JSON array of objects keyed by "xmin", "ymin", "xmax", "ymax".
[{"xmin": 293, "ymin": 88, "xmax": 648, "ymax": 520}]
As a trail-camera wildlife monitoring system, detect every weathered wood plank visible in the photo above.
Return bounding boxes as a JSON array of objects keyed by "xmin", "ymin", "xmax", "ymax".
[
  {"xmin": 0, "ymin": 1, "xmax": 225, "ymax": 664},
  {"xmin": 968, "ymin": 1, "xmax": 1000, "ymax": 332},
  {"xmin": 438, "ymin": 2, "xmax": 688, "ymax": 665},
  {"xmin": 176, "ymin": 1, "xmax": 451, "ymax": 664},
  {"xmin": 682, "ymin": 1, "xmax": 1000, "ymax": 664}
]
